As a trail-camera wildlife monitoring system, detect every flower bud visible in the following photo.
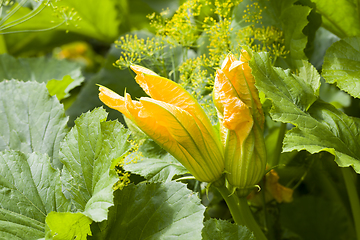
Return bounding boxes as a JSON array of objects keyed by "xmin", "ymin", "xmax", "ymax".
[{"xmin": 213, "ymin": 51, "xmax": 266, "ymax": 196}]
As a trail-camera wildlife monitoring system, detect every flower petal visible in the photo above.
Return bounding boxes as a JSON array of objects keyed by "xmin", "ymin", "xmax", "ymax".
[
  {"xmin": 221, "ymin": 52, "xmax": 264, "ymax": 127},
  {"xmin": 130, "ymin": 64, "xmax": 223, "ymax": 157},
  {"xmin": 214, "ymin": 69, "xmax": 254, "ymax": 141},
  {"xmin": 98, "ymin": 85, "xmax": 132, "ymax": 119},
  {"xmin": 125, "ymin": 96, "xmax": 224, "ymax": 182}
]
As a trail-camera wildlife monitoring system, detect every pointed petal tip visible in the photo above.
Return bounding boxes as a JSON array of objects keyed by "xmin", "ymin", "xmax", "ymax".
[{"xmin": 130, "ymin": 65, "xmax": 158, "ymax": 76}]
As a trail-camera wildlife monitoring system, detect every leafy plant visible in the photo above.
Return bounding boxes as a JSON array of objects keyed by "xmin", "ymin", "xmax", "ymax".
[{"xmin": 1, "ymin": 0, "xmax": 360, "ymax": 239}]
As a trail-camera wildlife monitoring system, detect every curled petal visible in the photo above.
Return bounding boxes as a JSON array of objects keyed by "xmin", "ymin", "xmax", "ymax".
[
  {"xmin": 221, "ymin": 52, "xmax": 264, "ymax": 128},
  {"xmin": 214, "ymin": 69, "xmax": 254, "ymax": 142},
  {"xmin": 98, "ymin": 86, "xmax": 131, "ymax": 119}
]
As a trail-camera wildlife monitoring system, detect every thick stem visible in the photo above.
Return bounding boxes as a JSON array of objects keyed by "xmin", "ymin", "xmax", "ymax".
[
  {"xmin": 342, "ymin": 167, "xmax": 360, "ymax": 240},
  {"xmin": 216, "ymin": 185, "xmax": 268, "ymax": 240},
  {"xmin": 271, "ymin": 123, "xmax": 287, "ymax": 167}
]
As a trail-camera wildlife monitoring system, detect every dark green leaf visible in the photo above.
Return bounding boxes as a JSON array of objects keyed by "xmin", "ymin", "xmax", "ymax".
[
  {"xmin": 0, "ymin": 150, "xmax": 70, "ymax": 240},
  {"xmin": 322, "ymin": 36, "xmax": 360, "ymax": 99},
  {"xmin": 60, "ymin": 107, "xmax": 131, "ymax": 222},
  {"xmin": 0, "ymin": 80, "xmax": 68, "ymax": 169},
  {"xmin": 202, "ymin": 219, "xmax": 255, "ymax": 240},
  {"xmin": 89, "ymin": 182, "xmax": 205, "ymax": 240}
]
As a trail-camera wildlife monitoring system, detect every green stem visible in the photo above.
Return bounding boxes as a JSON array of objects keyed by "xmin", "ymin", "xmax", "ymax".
[
  {"xmin": 272, "ymin": 123, "xmax": 287, "ymax": 167},
  {"xmin": 216, "ymin": 185, "xmax": 268, "ymax": 240},
  {"xmin": 342, "ymin": 167, "xmax": 360, "ymax": 240}
]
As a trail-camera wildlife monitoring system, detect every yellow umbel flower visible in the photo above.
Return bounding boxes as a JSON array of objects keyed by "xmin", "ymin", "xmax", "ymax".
[
  {"xmin": 98, "ymin": 65, "xmax": 224, "ymax": 183},
  {"xmin": 213, "ymin": 50, "xmax": 266, "ymax": 196}
]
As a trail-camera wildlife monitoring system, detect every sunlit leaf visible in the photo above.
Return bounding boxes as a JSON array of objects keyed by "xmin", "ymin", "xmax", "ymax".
[
  {"xmin": 89, "ymin": 182, "xmax": 205, "ymax": 240},
  {"xmin": 310, "ymin": 0, "xmax": 360, "ymax": 38},
  {"xmin": 60, "ymin": 107, "xmax": 132, "ymax": 222},
  {"xmin": 0, "ymin": 150, "xmax": 70, "ymax": 240},
  {"xmin": 322, "ymin": 36, "xmax": 360, "ymax": 99},
  {"xmin": 45, "ymin": 212, "xmax": 92, "ymax": 240},
  {"xmin": 250, "ymin": 52, "xmax": 360, "ymax": 173},
  {"xmin": 0, "ymin": 80, "xmax": 68, "ymax": 169}
]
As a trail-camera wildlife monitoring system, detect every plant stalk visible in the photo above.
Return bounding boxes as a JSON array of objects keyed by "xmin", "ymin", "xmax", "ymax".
[
  {"xmin": 342, "ymin": 167, "xmax": 360, "ymax": 240},
  {"xmin": 272, "ymin": 122, "xmax": 287, "ymax": 167},
  {"xmin": 216, "ymin": 185, "xmax": 268, "ymax": 240}
]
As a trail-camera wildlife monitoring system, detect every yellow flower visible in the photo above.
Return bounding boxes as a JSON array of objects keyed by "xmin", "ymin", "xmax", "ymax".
[
  {"xmin": 213, "ymin": 50, "xmax": 266, "ymax": 195},
  {"xmin": 98, "ymin": 65, "xmax": 224, "ymax": 183}
]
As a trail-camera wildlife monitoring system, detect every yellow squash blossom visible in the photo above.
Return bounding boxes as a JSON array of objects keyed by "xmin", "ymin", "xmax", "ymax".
[
  {"xmin": 213, "ymin": 50, "xmax": 266, "ymax": 196},
  {"xmin": 98, "ymin": 65, "xmax": 224, "ymax": 183}
]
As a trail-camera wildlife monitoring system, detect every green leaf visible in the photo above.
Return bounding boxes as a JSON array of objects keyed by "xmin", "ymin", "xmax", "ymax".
[
  {"xmin": 45, "ymin": 212, "xmax": 92, "ymax": 240},
  {"xmin": 250, "ymin": 52, "xmax": 360, "ymax": 173},
  {"xmin": 46, "ymin": 75, "xmax": 74, "ymax": 101},
  {"xmin": 202, "ymin": 219, "xmax": 255, "ymax": 240},
  {"xmin": 322, "ymin": 36, "xmax": 360, "ymax": 99},
  {"xmin": 0, "ymin": 150, "xmax": 70, "ymax": 240},
  {"xmin": 3, "ymin": 0, "xmax": 121, "ymax": 43},
  {"xmin": 310, "ymin": 0, "xmax": 360, "ymax": 38},
  {"xmin": 89, "ymin": 182, "xmax": 205, "ymax": 240},
  {"xmin": 60, "ymin": 107, "xmax": 132, "ymax": 222},
  {"xmin": 0, "ymin": 80, "xmax": 68, "ymax": 169},
  {"xmin": 0, "ymin": 54, "xmax": 84, "ymax": 96},
  {"xmin": 124, "ymin": 139, "xmax": 188, "ymax": 182}
]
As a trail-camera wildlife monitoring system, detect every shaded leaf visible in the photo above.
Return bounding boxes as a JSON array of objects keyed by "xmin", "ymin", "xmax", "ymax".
[
  {"xmin": 89, "ymin": 182, "xmax": 205, "ymax": 240},
  {"xmin": 322, "ymin": 36, "xmax": 360, "ymax": 98},
  {"xmin": 250, "ymin": 52, "xmax": 360, "ymax": 173},
  {"xmin": 0, "ymin": 150, "xmax": 70, "ymax": 240},
  {"xmin": 202, "ymin": 219, "xmax": 255, "ymax": 240},
  {"xmin": 0, "ymin": 80, "xmax": 68, "ymax": 169},
  {"xmin": 280, "ymin": 195, "xmax": 354, "ymax": 240},
  {"xmin": 124, "ymin": 138, "xmax": 188, "ymax": 183},
  {"xmin": 45, "ymin": 212, "xmax": 92, "ymax": 240},
  {"xmin": 60, "ymin": 107, "xmax": 131, "ymax": 222},
  {"xmin": 0, "ymin": 54, "xmax": 84, "ymax": 96}
]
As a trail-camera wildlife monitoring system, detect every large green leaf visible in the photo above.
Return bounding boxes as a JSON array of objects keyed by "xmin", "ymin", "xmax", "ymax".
[
  {"xmin": 250, "ymin": 52, "xmax": 360, "ymax": 173},
  {"xmin": 0, "ymin": 54, "xmax": 84, "ymax": 98},
  {"xmin": 124, "ymin": 139, "xmax": 189, "ymax": 182},
  {"xmin": 89, "ymin": 182, "xmax": 205, "ymax": 240},
  {"xmin": 310, "ymin": 0, "xmax": 360, "ymax": 38},
  {"xmin": 0, "ymin": 150, "xmax": 70, "ymax": 240},
  {"xmin": 202, "ymin": 219, "xmax": 255, "ymax": 240},
  {"xmin": 322, "ymin": 36, "xmax": 360, "ymax": 99},
  {"xmin": 0, "ymin": 80, "xmax": 68, "ymax": 169},
  {"xmin": 59, "ymin": 107, "xmax": 132, "ymax": 222},
  {"xmin": 45, "ymin": 212, "xmax": 92, "ymax": 240}
]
